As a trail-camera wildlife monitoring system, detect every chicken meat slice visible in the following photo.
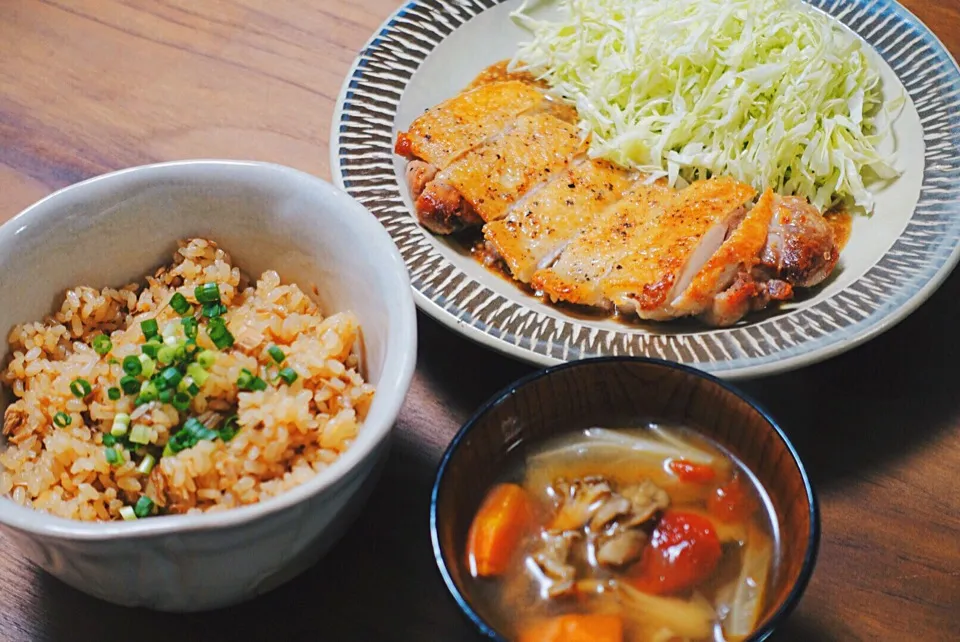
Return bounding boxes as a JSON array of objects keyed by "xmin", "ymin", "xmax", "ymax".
[
  {"xmin": 394, "ymin": 80, "xmax": 545, "ymax": 171},
  {"xmin": 532, "ymin": 180, "xmax": 677, "ymax": 308},
  {"xmin": 670, "ymin": 188, "xmax": 777, "ymax": 320},
  {"xmin": 601, "ymin": 177, "xmax": 758, "ymax": 320},
  {"xmin": 415, "ymin": 111, "xmax": 586, "ymax": 233},
  {"xmin": 760, "ymin": 194, "xmax": 839, "ymax": 287},
  {"xmin": 483, "ymin": 159, "xmax": 636, "ymax": 283}
]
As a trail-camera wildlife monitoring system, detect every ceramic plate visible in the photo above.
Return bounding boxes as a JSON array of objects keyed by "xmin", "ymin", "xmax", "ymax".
[{"xmin": 332, "ymin": 0, "xmax": 960, "ymax": 379}]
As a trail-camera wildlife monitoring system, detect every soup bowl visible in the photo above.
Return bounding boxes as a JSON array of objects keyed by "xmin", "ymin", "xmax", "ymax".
[
  {"xmin": 0, "ymin": 160, "xmax": 417, "ymax": 611},
  {"xmin": 431, "ymin": 357, "xmax": 819, "ymax": 641}
]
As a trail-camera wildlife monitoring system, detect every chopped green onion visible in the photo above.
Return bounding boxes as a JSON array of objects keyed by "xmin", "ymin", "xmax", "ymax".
[
  {"xmin": 195, "ymin": 282, "xmax": 221, "ymax": 304},
  {"xmin": 218, "ymin": 415, "xmax": 240, "ymax": 442},
  {"xmin": 172, "ymin": 392, "xmax": 191, "ymax": 411},
  {"xmin": 207, "ymin": 317, "xmax": 234, "ymax": 350},
  {"xmin": 69, "ymin": 378, "xmax": 92, "ymax": 398},
  {"xmin": 186, "ymin": 363, "xmax": 209, "ymax": 386},
  {"xmin": 107, "ymin": 386, "xmax": 122, "ymax": 401},
  {"xmin": 174, "ymin": 345, "xmax": 188, "ymax": 362},
  {"xmin": 177, "ymin": 376, "xmax": 193, "ymax": 393},
  {"xmin": 119, "ymin": 505, "xmax": 137, "ymax": 521},
  {"xmin": 170, "ymin": 292, "xmax": 191, "ymax": 316},
  {"xmin": 122, "ymin": 355, "xmax": 142, "ymax": 376},
  {"xmin": 267, "ymin": 345, "xmax": 286, "ymax": 364},
  {"xmin": 120, "ymin": 375, "xmax": 140, "ymax": 395},
  {"xmin": 187, "ymin": 382, "xmax": 201, "ymax": 396},
  {"xmin": 162, "ymin": 442, "xmax": 175, "ymax": 458},
  {"xmin": 277, "ymin": 367, "xmax": 298, "ymax": 385},
  {"xmin": 202, "ymin": 302, "xmax": 228, "ymax": 318},
  {"xmin": 137, "ymin": 454, "xmax": 156, "ymax": 475},
  {"xmin": 181, "ymin": 316, "xmax": 199, "ymax": 339},
  {"xmin": 156, "ymin": 346, "xmax": 176, "ymax": 365},
  {"xmin": 197, "ymin": 350, "xmax": 217, "ymax": 369},
  {"xmin": 53, "ymin": 412, "xmax": 71, "ymax": 427},
  {"xmin": 136, "ymin": 381, "xmax": 158, "ymax": 405},
  {"xmin": 102, "ymin": 433, "xmax": 117, "ymax": 447},
  {"xmin": 138, "ymin": 353, "xmax": 156, "ymax": 378},
  {"xmin": 237, "ymin": 368, "xmax": 267, "ymax": 392},
  {"xmin": 141, "ymin": 341, "xmax": 161, "ymax": 359},
  {"xmin": 129, "ymin": 424, "xmax": 151, "ymax": 445},
  {"xmin": 105, "ymin": 446, "xmax": 122, "ymax": 466},
  {"xmin": 92, "ymin": 334, "xmax": 112, "ymax": 356},
  {"xmin": 111, "ymin": 413, "xmax": 131, "ymax": 437},
  {"xmin": 160, "ymin": 367, "xmax": 182, "ymax": 390},
  {"xmin": 134, "ymin": 495, "xmax": 155, "ymax": 518},
  {"xmin": 163, "ymin": 335, "xmax": 178, "ymax": 348},
  {"xmin": 168, "ymin": 417, "xmax": 218, "ymax": 453},
  {"xmin": 158, "ymin": 389, "xmax": 174, "ymax": 404},
  {"xmin": 141, "ymin": 319, "xmax": 159, "ymax": 340}
]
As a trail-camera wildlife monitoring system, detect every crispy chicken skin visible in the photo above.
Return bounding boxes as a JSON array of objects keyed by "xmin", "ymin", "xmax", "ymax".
[
  {"xmin": 483, "ymin": 159, "xmax": 636, "ymax": 283},
  {"xmin": 416, "ymin": 112, "xmax": 585, "ymax": 232}
]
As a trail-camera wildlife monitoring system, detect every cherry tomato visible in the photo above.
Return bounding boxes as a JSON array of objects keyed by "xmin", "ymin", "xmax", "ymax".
[
  {"xmin": 630, "ymin": 510, "xmax": 721, "ymax": 595},
  {"xmin": 667, "ymin": 459, "xmax": 716, "ymax": 483},
  {"xmin": 707, "ymin": 475, "xmax": 755, "ymax": 523}
]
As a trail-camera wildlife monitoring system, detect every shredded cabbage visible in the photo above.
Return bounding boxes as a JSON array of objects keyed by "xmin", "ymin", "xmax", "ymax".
[{"xmin": 511, "ymin": 0, "xmax": 903, "ymax": 212}]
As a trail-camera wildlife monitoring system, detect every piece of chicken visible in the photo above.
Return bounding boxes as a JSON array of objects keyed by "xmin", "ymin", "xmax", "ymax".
[
  {"xmin": 760, "ymin": 194, "xmax": 839, "ymax": 287},
  {"xmin": 601, "ymin": 177, "xmax": 758, "ymax": 320},
  {"xmin": 415, "ymin": 111, "xmax": 585, "ymax": 233},
  {"xmin": 394, "ymin": 80, "xmax": 545, "ymax": 171},
  {"xmin": 532, "ymin": 180, "xmax": 677, "ymax": 308},
  {"xmin": 483, "ymin": 159, "xmax": 637, "ymax": 283}
]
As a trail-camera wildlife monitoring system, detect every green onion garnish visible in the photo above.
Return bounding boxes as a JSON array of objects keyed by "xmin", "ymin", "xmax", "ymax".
[
  {"xmin": 119, "ymin": 505, "xmax": 137, "ymax": 521},
  {"xmin": 218, "ymin": 415, "xmax": 240, "ymax": 442},
  {"xmin": 92, "ymin": 334, "xmax": 112, "ymax": 356},
  {"xmin": 105, "ymin": 447, "xmax": 122, "ymax": 466},
  {"xmin": 134, "ymin": 495, "xmax": 155, "ymax": 518},
  {"xmin": 207, "ymin": 317, "xmax": 234, "ymax": 350},
  {"xmin": 102, "ymin": 433, "xmax": 117, "ymax": 447},
  {"xmin": 156, "ymin": 346, "xmax": 176, "ymax": 365},
  {"xmin": 141, "ymin": 341, "xmax": 161, "ymax": 359},
  {"xmin": 197, "ymin": 350, "xmax": 217, "ymax": 369},
  {"xmin": 137, "ymin": 454, "xmax": 156, "ymax": 475},
  {"xmin": 187, "ymin": 382, "xmax": 201, "ymax": 397},
  {"xmin": 53, "ymin": 411, "xmax": 71, "ymax": 427},
  {"xmin": 122, "ymin": 355, "xmax": 142, "ymax": 376},
  {"xmin": 129, "ymin": 424, "xmax": 151, "ymax": 445},
  {"xmin": 136, "ymin": 382, "xmax": 159, "ymax": 405},
  {"xmin": 160, "ymin": 367, "xmax": 182, "ymax": 390},
  {"xmin": 141, "ymin": 319, "xmax": 159, "ymax": 341},
  {"xmin": 267, "ymin": 345, "xmax": 286, "ymax": 364},
  {"xmin": 138, "ymin": 353, "xmax": 156, "ymax": 378},
  {"xmin": 237, "ymin": 368, "xmax": 267, "ymax": 392},
  {"xmin": 277, "ymin": 367, "xmax": 298, "ymax": 385},
  {"xmin": 111, "ymin": 412, "xmax": 131, "ymax": 437},
  {"xmin": 172, "ymin": 392, "xmax": 191, "ymax": 411},
  {"xmin": 186, "ymin": 362, "xmax": 209, "ymax": 386},
  {"xmin": 195, "ymin": 282, "xmax": 221, "ymax": 304},
  {"xmin": 182, "ymin": 317, "xmax": 198, "ymax": 339},
  {"xmin": 168, "ymin": 417, "xmax": 218, "ymax": 453},
  {"xmin": 107, "ymin": 386, "xmax": 122, "ymax": 401},
  {"xmin": 201, "ymin": 302, "xmax": 228, "ymax": 318},
  {"xmin": 158, "ymin": 389, "xmax": 174, "ymax": 404},
  {"xmin": 69, "ymin": 378, "xmax": 92, "ymax": 398},
  {"xmin": 170, "ymin": 292, "xmax": 191, "ymax": 316},
  {"xmin": 120, "ymin": 375, "xmax": 140, "ymax": 395}
]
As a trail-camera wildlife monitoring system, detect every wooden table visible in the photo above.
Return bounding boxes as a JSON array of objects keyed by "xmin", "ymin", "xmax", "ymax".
[{"xmin": 1, "ymin": 1, "xmax": 958, "ymax": 640}]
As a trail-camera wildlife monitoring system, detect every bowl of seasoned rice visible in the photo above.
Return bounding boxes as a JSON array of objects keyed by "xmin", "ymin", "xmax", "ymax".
[{"xmin": 0, "ymin": 160, "xmax": 417, "ymax": 611}]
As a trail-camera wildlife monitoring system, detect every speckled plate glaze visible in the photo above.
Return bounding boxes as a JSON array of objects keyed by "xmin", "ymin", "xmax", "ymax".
[{"xmin": 332, "ymin": 0, "xmax": 960, "ymax": 380}]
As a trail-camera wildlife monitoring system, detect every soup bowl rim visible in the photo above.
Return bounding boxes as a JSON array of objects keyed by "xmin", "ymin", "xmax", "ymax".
[{"xmin": 429, "ymin": 355, "xmax": 820, "ymax": 642}]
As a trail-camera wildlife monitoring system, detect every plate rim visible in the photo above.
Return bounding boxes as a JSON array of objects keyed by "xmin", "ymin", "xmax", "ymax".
[{"xmin": 331, "ymin": 0, "xmax": 960, "ymax": 380}]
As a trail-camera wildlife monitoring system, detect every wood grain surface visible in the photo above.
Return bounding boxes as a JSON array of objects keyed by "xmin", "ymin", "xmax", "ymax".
[{"xmin": 0, "ymin": 1, "xmax": 958, "ymax": 640}]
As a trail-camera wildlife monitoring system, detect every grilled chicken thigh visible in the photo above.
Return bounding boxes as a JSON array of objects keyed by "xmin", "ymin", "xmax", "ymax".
[{"xmin": 395, "ymin": 73, "xmax": 842, "ymax": 327}]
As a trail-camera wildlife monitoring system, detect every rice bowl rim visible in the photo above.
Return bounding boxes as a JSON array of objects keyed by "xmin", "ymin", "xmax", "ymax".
[{"xmin": 0, "ymin": 160, "xmax": 418, "ymax": 539}]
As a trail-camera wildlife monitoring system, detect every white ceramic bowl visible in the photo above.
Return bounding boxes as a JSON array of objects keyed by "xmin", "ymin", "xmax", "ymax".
[{"xmin": 0, "ymin": 160, "xmax": 417, "ymax": 611}]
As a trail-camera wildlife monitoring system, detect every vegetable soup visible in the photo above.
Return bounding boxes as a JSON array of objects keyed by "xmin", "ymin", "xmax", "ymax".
[{"xmin": 464, "ymin": 424, "xmax": 779, "ymax": 642}]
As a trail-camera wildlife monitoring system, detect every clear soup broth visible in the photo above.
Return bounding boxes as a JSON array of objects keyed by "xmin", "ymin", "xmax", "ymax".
[{"xmin": 463, "ymin": 424, "xmax": 780, "ymax": 642}]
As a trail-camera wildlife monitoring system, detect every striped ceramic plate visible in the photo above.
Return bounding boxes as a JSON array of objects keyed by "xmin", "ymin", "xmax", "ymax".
[{"xmin": 331, "ymin": 0, "xmax": 960, "ymax": 379}]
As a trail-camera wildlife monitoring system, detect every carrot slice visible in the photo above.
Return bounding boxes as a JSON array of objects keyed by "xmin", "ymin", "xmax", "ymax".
[
  {"xmin": 519, "ymin": 614, "xmax": 624, "ymax": 642},
  {"xmin": 465, "ymin": 483, "xmax": 534, "ymax": 577}
]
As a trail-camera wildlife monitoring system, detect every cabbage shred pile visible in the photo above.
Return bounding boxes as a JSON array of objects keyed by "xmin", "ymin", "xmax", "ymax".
[{"xmin": 511, "ymin": 0, "xmax": 902, "ymax": 212}]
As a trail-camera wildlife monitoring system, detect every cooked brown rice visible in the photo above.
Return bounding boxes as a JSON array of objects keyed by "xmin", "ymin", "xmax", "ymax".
[{"xmin": 0, "ymin": 238, "xmax": 374, "ymax": 521}]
